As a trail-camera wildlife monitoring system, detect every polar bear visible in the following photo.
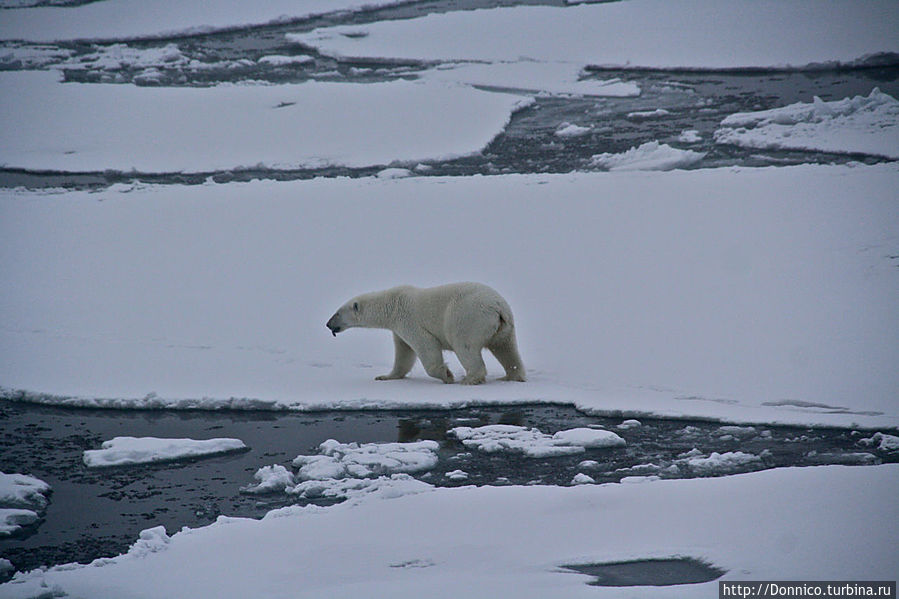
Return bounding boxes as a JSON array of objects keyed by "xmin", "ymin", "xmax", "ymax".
[{"xmin": 326, "ymin": 282, "xmax": 526, "ymax": 385}]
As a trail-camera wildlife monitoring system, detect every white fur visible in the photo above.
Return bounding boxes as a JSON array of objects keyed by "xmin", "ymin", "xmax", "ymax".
[{"xmin": 327, "ymin": 282, "xmax": 526, "ymax": 385}]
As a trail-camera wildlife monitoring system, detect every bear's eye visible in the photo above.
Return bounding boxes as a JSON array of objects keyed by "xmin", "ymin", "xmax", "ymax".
[{"xmin": 352, "ymin": 302, "xmax": 359, "ymax": 312}]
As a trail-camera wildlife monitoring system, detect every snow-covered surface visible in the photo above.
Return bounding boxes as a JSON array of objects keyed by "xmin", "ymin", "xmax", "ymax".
[
  {"xmin": 450, "ymin": 425, "xmax": 625, "ymax": 458},
  {"xmin": 0, "ymin": 473, "xmax": 50, "ymax": 537},
  {"xmin": 0, "ymin": 473, "xmax": 50, "ymax": 510},
  {"xmin": 3, "ymin": 465, "xmax": 897, "ymax": 598},
  {"xmin": 420, "ymin": 61, "xmax": 640, "ymax": 97},
  {"xmin": 590, "ymin": 141, "xmax": 706, "ymax": 171},
  {"xmin": 241, "ymin": 464, "xmax": 295, "ymax": 495},
  {"xmin": 293, "ymin": 440, "xmax": 440, "ymax": 480},
  {"xmin": 291, "ymin": 1, "xmax": 899, "ymax": 70},
  {"xmin": 859, "ymin": 432, "xmax": 899, "ymax": 453},
  {"xmin": 715, "ymin": 88, "xmax": 899, "ymax": 159},
  {"xmin": 82, "ymin": 437, "xmax": 247, "ymax": 467},
  {"xmin": 2, "ymin": 166, "xmax": 898, "ymax": 429},
  {"xmin": 0, "ymin": 0, "xmax": 405, "ymax": 42},
  {"xmin": 683, "ymin": 451, "xmax": 762, "ymax": 476},
  {"xmin": 0, "ymin": 71, "xmax": 528, "ymax": 172}
]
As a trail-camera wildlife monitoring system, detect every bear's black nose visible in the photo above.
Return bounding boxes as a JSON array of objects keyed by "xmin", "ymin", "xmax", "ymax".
[{"xmin": 326, "ymin": 314, "xmax": 342, "ymax": 336}]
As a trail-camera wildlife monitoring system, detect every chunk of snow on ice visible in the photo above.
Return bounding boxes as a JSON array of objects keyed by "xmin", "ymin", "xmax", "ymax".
[
  {"xmin": 678, "ymin": 129, "xmax": 702, "ymax": 143},
  {"xmin": 83, "ymin": 437, "xmax": 247, "ymax": 467},
  {"xmin": 242, "ymin": 465, "xmax": 296, "ymax": 494},
  {"xmin": 714, "ymin": 88, "xmax": 899, "ymax": 159},
  {"xmin": 293, "ymin": 439, "xmax": 439, "ymax": 480},
  {"xmin": 684, "ymin": 451, "xmax": 763, "ymax": 476},
  {"xmin": 0, "ymin": 509, "xmax": 39, "ymax": 537},
  {"xmin": 571, "ymin": 473, "xmax": 595, "ymax": 485},
  {"xmin": 617, "ymin": 419, "xmax": 642, "ymax": 430},
  {"xmin": 126, "ymin": 526, "xmax": 171, "ymax": 558},
  {"xmin": 0, "ymin": 557, "xmax": 12, "ymax": 577},
  {"xmin": 450, "ymin": 425, "xmax": 623, "ymax": 458},
  {"xmin": 551, "ymin": 428, "xmax": 626, "ymax": 448},
  {"xmin": 376, "ymin": 167, "xmax": 413, "ymax": 179},
  {"xmin": 620, "ymin": 475, "xmax": 661, "ymax": 484},
  {"xmin": 66, "ymin": 43, "xmax": 187, "ymax": 72},
  {"xmin": 0, "ymin": 472, "xmax": 51, "ymax": 510},
  {"xmin": 289, "ymin": 474, "xmax": 433, "ymax": 503},
  {"xmin": 444, "ymin": 470, "xmax": 469, "ymax": 481},
  {"xmin": 591, "ymin": 141, "xmax": 706, "ymax": 171},
  {"xmin": 258, "ymin": 54, "xmax": 314, "ymax": 66},
  {"xmin": 617, "ymin": 463, "xmax": 661, "ymax": 475},
  {"xmin": 715, "ymin": 425, "xmax": 757, "ymax": 438},
  {"xmin": 555, "ymin": 122, "xmax": 592, "ymax": 137},
  {"xmin": 858, "ymin": 432, "xmax": 899, "ymax": 453},
  {"xmin": 577, "ymin": 460, "xmax": 601, "ymax": 470},
  {"xmin": 626, "ymin": 108, "xmax": 670, "ymax": 120}
]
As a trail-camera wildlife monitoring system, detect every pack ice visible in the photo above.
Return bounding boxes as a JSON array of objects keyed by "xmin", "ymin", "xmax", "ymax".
[{"xmin": 82, "ymin": 437, "xmax": 247, "ymax": 467}]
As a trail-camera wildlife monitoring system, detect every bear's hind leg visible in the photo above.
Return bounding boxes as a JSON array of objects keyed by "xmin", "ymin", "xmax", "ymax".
[
  {"xmin": 454, "ymin": 344, "xmax": 487, "ymax": 385},
  {"xmin": 376, "ymin": 333, "xmax": 416, "ymax": 381},
  {"xmin": 489, "ymin": 335, "xmax": 526, "ymax": 382}
]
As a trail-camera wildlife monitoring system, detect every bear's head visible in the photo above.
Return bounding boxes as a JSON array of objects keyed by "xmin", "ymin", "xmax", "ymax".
[
  {"xmin": 326, "ymin": 299, "xmax": 361, "ymax": 336},
  {"xmin": 327, "ymin": 292, "xmax": 380, "ymax": 336}
]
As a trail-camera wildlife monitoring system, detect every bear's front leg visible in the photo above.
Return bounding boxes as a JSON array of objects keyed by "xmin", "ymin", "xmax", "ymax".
[
  {"xmin": 375, "ymin": 333, "xmax": 416, "ymax": 381},
  {"xmin": 415, "ymin": 338, "xmax": 455, "ymax": 384}
]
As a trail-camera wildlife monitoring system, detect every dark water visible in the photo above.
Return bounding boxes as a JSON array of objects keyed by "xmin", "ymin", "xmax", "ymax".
[{"xmin": 1, "ymin": 400, "xmax": 895, "ymax": 577}]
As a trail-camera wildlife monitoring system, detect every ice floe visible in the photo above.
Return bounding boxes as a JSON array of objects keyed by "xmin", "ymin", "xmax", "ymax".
[
  {"xmin": 5, "ymin": 465, "xmax": 895, "ymax": 598},
  {"xmin": 554, "ymin": 123, "xmax": 592, "ymax": 138},
  {"xmin": 449, "ymin": 425, "xmax": 625, "ymax": 458},
  {"xmin": 858, "ymin": 432, "xmax": 899, "ymax": 453},
  {"xmin": 241, "ymin": 464, "xmax": 296, "ymax": 494},
  {"xmin": 0, "ymin": 0, "xmax": 408, "ymax": 42},
  {"xmin": 293, "ymin": 439, "xmax": 440, "ymax": 480},
  {"xmin": 682, "ymin": 451, "xmax": 763, "ymax": 476},
  {"xmin": 590, "ymin": 141, "xmax": 706, "ymax": 171},
  {"xmin": 715, "ymin": 88, "xmax": 899, "ymax": 159},
  {"xmin": 0, "ymin": 472, "xmax": 50, "ymax": 537},
  {"xmin": 2, "ymin": 166, "xmax": 898, "ymax": 429},
  {"xmin": 82, "ymin": 437, "xmax": 247, "ymax": 467},
  {"xmin": 291, "ymin": 1, "xmax": 898, "ymax": 70},
  {"xmin": 0, "ymin": 71, "xmax": 528, "ymax": 172}
]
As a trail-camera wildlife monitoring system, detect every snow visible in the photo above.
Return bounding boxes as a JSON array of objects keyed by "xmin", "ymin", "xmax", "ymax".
[
  {"xmin": 570, "ymin": 473, "xmax": 595, "ymax": 485},
  {"xmin": 859, "ymin": 432, "xmax": 899, "ymax": 453},
  {"xmin": 0, "ymin": 473, "xmax": 49, "ymax": 537},
  {"xmin": 449, "ymin": 425, "xmax": 624, "ymax": 458},
  {"xmin": 241, "ymin": 464, "xmax": 295, "ymax": 494},
  {"xmin": 293, "ymin": 440, "xmax": 440, "ymax": 480},
  {"xmin": 0, "ymin": 1, "xmax": 407, "ymax": 42},
  {"xmin": 290, "ymin": 1, "xmax": 899, "ymax": 71},
  {"xmin": 555, "ymin": 123, "xmax": 592, "ymax": 138},
  {"xmin": 715, "ymin": 88, "xmax": 899, "ymax": 159},
  {"xmin": 82, "ymin": 437, "xmax": 247, "ymax": 467},
  {"xmin": 444, "ymin": 470, "xmax": 469, "ymax": 482},
  {"xmin": 550, "ymin": 428, "xmax": 627, "ymax": 449},
  {"xmin": 626, "ymin": 109, "xmax": 671, "ymax": 120},
  {"xmin": 0, "ymin": 473, "xmax": 50, "ymax": 510},
  {"xmin": 2, "ymin": 165, "xmax": 898, "ymax": 429},
  {"xmin": 683, "ymin": 451, "xmax": 763, "ymax": 476},
  {"xmin": 257, "ymin": 54, "xmax": 315, "ymax": 67},
  {"xmin": 678, "ymin": 129, "xmax": 702, "ymax": 143},
  {"xmin": 0, "ymin": 510, "xmax": 39, "ymax": 537},
  {"xmin": 590, "ymin": 141, "xmax": 706, "ymax": 171},
  {"xmin": 419, "ymin": 61, "xmax": 640, "ymax": 98},
  {"xmin": 0, "ymin": 71, "xmax": 528, "ymax": 172},
  {"xmin": 3, "ymin": 465, "xmax": 896, "ymax": 598},
  {"xmin": 617, "ymin": 419, "xmax": 642, "ymax": 430}
]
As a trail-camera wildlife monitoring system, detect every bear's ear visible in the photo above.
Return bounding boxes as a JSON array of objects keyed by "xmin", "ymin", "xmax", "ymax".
[{"xmin": 353, "ymin": 302, "xmax": 359, "ymax": 312}]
